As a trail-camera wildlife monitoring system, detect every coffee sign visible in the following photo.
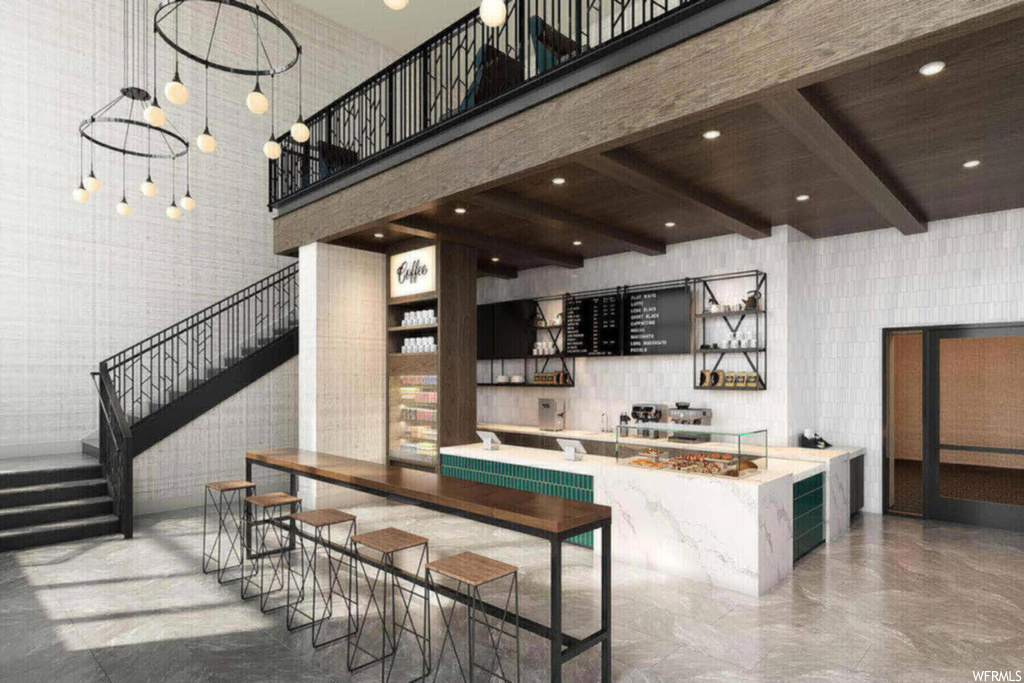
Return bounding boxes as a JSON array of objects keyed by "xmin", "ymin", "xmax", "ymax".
[{"xmin": 390, "ymin": 245, "xmax": 436, "ymax": 298}]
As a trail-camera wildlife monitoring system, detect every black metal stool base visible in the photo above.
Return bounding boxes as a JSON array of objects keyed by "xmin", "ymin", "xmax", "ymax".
[
  {"xmin": 241, "ymin": 500, "xmax": 300, "ymax": 614},
  {"xmin": 287, "ymin": 520, "xmax": 359, "ymax": 647},
  {"xmin": 203, "ymin": 486, "xmax": 251, "ymax": 584}
]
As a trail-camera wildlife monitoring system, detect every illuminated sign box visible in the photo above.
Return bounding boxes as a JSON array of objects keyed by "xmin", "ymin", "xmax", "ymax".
[{"xmin": 390, "ymin": 245, "xmax": 436, "ymax": 298}]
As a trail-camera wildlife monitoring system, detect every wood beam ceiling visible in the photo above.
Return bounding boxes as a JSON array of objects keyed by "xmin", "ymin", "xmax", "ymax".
[
  {"xmin": 579, "ymin": 150, "xmax": 772, "ymax": 239},
  {"xmin": 387, "ymin": 215, "xmax": 583, "ymax": 269},
  {"xmin": 468, "ymin": 189, "xmax": 667, "ymax": 256},
  {"xmin": 477, "ymin": 262, "xmax": 519, "ymax": 279},
  {"xmin": 760, "ymin": 89, "xmax": 927, "ymax": 235}
]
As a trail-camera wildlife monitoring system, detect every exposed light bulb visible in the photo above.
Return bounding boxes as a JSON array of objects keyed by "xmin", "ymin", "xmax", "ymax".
[
  {"xmin": 73, "ymin": 183, "xmax": 90, "ymax": 203},
  {"xmin": 246, "ymin": 83, "xmax": 268, "ymax": 115},
  {"xmin": 164, "ymin": 71, "xmax": 189, "ymax": 105},
  {"xmin": 263, "ymin": 138, "xmax": 282, "ymax": 160},
  {"xmin": 290, "ymin": 118, "xmax": 310, "ymax": 143},
  {"xmin": 166, "ymin": 202, "xmax": 181, "ymax": 220},
  {"xmin": 143, "ymin": 99, "xmax": 166, "ymax": 127},
  {"xmin": 84, "ymin": 171, "xmax": 101, "ymax": 193},
  {"xmin": 479, "ymin": 0, "xmax": 507, "ymax": 27},
  {"xmin": 140, "ymin": 175, "xmax": 157, "ymax": 197},
  {"xmin": 181, "ymin": 193, "xmax": 195, "ymax": 211},
  {"xmin": 116, "ymin": 198, "xmax": 131, "ymax": 216},
  {"xmin": 197, "ymin": 127, "xmax": 216, "ymax": 153},
  {"xmin": 383, "ymin": 0, "xmax": 409, "ymax": 9}
]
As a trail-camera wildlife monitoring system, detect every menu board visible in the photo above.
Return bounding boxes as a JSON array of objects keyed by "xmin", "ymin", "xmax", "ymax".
[
  {"xmin": 565, "ymin": 293, "xmax": 622, "ymax": 357},
  {"xmin": 626, "ymin": 286, "xmax": 691, "ymax": 355}
]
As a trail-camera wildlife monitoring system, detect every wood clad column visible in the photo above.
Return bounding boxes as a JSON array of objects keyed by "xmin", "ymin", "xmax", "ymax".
[{"xmin": 438, "ymin": 242, "xmax": 478, "ymax": 449}]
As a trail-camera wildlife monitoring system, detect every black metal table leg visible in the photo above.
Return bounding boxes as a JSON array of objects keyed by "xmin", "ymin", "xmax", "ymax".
[
  {"xmin": 550, "ymin": 538, "xmax": 562, "ymax": 683},
  {"xmin": 288, "ymin": 474, "xmax": 299, "ymax": 551},
  {"xmin": 245, "ymin": 461, "xmax": 254, "ymax": 559},
  {"xmin": 601, "ymin": 520, "xmax": 611, "ymax": 682}
]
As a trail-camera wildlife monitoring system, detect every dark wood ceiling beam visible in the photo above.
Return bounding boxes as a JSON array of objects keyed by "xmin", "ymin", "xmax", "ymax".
[
  {"xmin": 477, "ymin": 262, "xmax": 519, "ymax": 279},
  {"xmin": 469, "ymin": 190, "xmax": 667, "ymax": 256},
  {"xmin": 761, "ymin": 89, "xmax": 926, "ymax": 235},
  {"xmin": 386, "ymin": 215, "xmax": 583, "ymax": 269},
  {"xmin": 579, "ymin": 150, "xmax": 771, "ymax": 240}
]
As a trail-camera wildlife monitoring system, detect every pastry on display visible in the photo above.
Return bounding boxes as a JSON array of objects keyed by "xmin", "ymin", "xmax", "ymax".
[{"xmin": 629, "ymin": 458, "xmax": 667, "ymax": 469}]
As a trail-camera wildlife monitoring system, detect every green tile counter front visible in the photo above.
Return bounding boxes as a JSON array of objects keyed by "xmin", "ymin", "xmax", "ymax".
[
  {"xmin": 793, "ymin": 472, "xmax": 825, "ymax": 561},
  {"xmin": 440, "ymin": 453, "xmax": 595, "ymax": 547}
]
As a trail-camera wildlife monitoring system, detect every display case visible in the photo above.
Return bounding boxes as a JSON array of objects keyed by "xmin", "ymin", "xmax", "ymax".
[
  {"xmin": 389, "ymin": 373, "xmax": 438, "ymax": 466},
  {"xmin": 615, "ymin": 424, "xmax": 769, "ymax": 478}
]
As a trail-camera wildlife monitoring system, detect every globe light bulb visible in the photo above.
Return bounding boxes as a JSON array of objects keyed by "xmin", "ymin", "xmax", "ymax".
[
  {"xmin": 140, "ymin": 175, "xmax": 157, "ymax": 197},
  {"xmin": 84, "ymin": 171, "xmax": 101, "ymax": 193},
  {"xmin": 246, "ymin": 83, "xmax": 268, "ymax": 115},
  {"xmin": 73, "ymin": 183, "xmax": 90, "ymax": 203},
  {"xmin": 143, "ymin": 99, "xmax": 166, "ymax": 127},
  {"xmin": 263, "ymin": 138, "xmax": 282, "ymax": 160},
  {"xmin": 164, "ymin": 71, "xmax": 189, "ymax": 105},
  {"xmin": 290, "ymin": 118, "xmax": 310, "ymax": 143},
  {"xmin": 384, "ymin": 0, "xmax": 409, "ymax": 10},
  {"xmin": 197, "ymin": 126, "xmax": 216, "ymax": 153},
  {"xmin": 479, "ymin": 0, "xmax": 507, "ymax": 27},
  {"xmin": 166, "ymin": 202, "xmax": 181, "ymax": 220},
  {"xmin": 181, "ymin": 193, "xmax": 195, "ymax": 211},
  {"xmin": 116, "ymin": 198, "xmax": 131, "ymax": 216}
]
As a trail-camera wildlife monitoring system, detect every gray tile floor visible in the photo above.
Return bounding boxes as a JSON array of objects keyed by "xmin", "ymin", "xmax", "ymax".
[{"xmin": 2, "ymin": 500, "xmax": 1023, "ymax": 682}]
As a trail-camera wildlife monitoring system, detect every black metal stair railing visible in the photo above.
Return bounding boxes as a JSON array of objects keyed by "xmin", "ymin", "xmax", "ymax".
[
  {"xmin": 94, "ymin": 263, "xmax": 299, "ymax": 538},
  {"xmin": 269, "ymin": 0, "xmax": 723, "ymax": 206}
]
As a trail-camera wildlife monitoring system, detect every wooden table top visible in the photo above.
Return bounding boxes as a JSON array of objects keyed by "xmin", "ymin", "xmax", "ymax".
[{"xmin": 246, "ymin": 449, "xmax": 611, "ymax": 535}]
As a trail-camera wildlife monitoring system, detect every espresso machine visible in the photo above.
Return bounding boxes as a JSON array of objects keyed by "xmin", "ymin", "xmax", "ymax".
[
  {"xmin": 630, "ymin": 403, "xmax": 663, "ymax": 438},
  {"xmin": 538, "ymin": 398, "xmax": 565, "ymax": 431},
  {"xmin": 667, "ymin": 405, "xmax": 712, "ymax": 443}
]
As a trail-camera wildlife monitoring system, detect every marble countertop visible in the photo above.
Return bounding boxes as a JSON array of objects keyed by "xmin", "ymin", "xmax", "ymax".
[{"xmin": 441, "ymin": 442, "xmax": 824, "ymax": 485}]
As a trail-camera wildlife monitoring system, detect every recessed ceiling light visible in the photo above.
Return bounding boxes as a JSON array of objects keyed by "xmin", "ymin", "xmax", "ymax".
[
  {"xmin": 702, "ymin": 130, "xmax": 721, "ymax": 140},
  {"xmin": 373, "ymin": 232, "xmax": 384, "ymax": 238},
  {"xmin": 664, "ymin": 221, "xmax": 676, "ymax": 228},
  {"xmin": 454, "ymin": 207, "xmax": 467, "ymax": 214},
  {"xmin": 491, "ymin": 256, "xmax": 500, "ymax": 262},
  {"xmin": 918, "ymin": 61, "xmax": 945, "ymax": 76},
  {"xmin": 552, "ymin": 177, "xmax": 566, "ymax": 185},
  {"xmin": 962, "ymin": 159, "xmax": 981, "ymax": 169},
  {"xmin": 572, "ymin": 240, "xmax": 582, "ymax": 246},
  {"xmin": 795, "ymin": 194, "xmax": 810, "ymax": 202}
]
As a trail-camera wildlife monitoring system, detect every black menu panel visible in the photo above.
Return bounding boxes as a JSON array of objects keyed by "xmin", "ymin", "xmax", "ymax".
[
  {"xmin": 626, "ymin": 286, "xmax": 691, "ymax": 355},
  {"xmin": 565, "ymin": 294, "xmax": 622, "ymax": 357}
]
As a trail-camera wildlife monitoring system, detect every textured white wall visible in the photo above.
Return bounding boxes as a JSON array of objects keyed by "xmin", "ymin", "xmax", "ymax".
[{"xmin": 0, "ymin": 0, "xmax": 395, "ymax": 455}]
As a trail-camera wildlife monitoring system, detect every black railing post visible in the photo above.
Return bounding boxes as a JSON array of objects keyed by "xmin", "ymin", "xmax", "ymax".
[
  {"xmin": 517, "ymin": 0, "xmax": 526, "ymax": 81},
  {"xmin": 420, "ymin": 46, "xmax": 430, "ymax": 132},
  {"xmin": 387, "ymin": 70, "xmax": 396, "ymax": 146},
  {"xmin": 576, "ymin": 0, "xmax": 583, "ymax": 54}
]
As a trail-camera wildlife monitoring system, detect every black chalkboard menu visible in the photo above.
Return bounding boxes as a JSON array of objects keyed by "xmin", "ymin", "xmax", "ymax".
[
  {"xmin": 625, "ymin": 286, "xmax": 692, "ymax": 355},
  {"xmin": 565, "ymin": 293, "xmax": 622, "ymax": 357}
]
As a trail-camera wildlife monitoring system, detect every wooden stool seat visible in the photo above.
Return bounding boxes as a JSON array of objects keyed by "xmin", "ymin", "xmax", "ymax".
[
  {"xmin": 352, "ymin": 527, "xmax": 427, "ymax": 554},
  {"xmin": 245, "ymin": 491, "xmax": 301, "ymax": 508},
  {"xmin": 290, "ymin": 508, "xmax": 356, "ymax": 528},
  {"xmin": 426, "ymin": 551, "xmax": 518, "ymax": 587},
  {"xmin": 206, "ymin": 479, "xmax": 255, "ymax": 492}
]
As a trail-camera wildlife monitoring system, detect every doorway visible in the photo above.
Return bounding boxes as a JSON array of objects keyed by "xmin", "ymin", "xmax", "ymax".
[{"xmin": 884, "ymin": 330, "xmax": 923, "ymax": 515}]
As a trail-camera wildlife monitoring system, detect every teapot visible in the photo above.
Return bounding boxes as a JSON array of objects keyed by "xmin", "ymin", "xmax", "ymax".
[{"xmin": 744, "ymin": 290, "xmax": 762, "ymax": 310}]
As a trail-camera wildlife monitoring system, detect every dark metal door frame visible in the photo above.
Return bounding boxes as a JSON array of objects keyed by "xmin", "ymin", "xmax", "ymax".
[{"xmin": 922, "ymin": 322, "xmax": 1024, "ymax": 532}]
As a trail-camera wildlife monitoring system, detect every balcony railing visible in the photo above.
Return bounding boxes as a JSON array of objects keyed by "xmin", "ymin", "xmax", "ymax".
[{"xmin": 269, "ymin": 0, "xmax": 745, "ymax": 207}]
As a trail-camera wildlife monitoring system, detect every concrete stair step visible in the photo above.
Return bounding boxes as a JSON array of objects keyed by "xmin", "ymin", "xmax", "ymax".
[
  {"xmin": 0, "ymin": 479, "xmax": 108, "ymax": 509},
  {"xmin": 0, "ymin": 465, "xmax": 103, "ymax": 490},
  {"xmin": 0, "ymin": 514, "xmax": 121, "ymax": 552},
  {"xmin": 0, "ymin": 496, "xmax": 113, "ymax": 531}
]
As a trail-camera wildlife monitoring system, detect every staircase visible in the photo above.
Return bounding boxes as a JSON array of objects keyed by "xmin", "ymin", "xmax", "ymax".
[{"xmin": 0, "ymin": 263, "xmax": 298, "ymax": 552}]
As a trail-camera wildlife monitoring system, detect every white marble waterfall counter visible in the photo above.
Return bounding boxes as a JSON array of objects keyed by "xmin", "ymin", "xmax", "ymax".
[{"xmin": 440, "ymin": 442, "xmax": 823, "ymax": 596}]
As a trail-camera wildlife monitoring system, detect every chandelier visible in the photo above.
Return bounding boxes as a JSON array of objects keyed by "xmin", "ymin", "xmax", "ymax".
[{"xmin": 75, "ymin": 0, "xmax": 191, "ymax": 219}]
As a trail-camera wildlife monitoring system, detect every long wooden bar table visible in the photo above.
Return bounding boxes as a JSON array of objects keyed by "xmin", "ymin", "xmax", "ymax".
[{"xmin": 246, "ymin": 448, "xmax": 612, "ymax": 682}]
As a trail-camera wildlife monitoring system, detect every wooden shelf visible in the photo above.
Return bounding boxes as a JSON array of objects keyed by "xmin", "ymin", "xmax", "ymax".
[
  {"xmin": 388, "ymin": 323, "xmax": 438, "ymax": 332},
  {"xmin": 388, "ymin": 292, "xmax": 438, "ymax": 306},
  {"xmin": 389, "ymin": 352, "xmax": 437, "ymax": 358}
]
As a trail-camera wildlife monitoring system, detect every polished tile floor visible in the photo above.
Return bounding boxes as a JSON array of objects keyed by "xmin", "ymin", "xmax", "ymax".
[{"xmin": 2, "ymin": 500, "xmax": 1022, "ymax": 682}]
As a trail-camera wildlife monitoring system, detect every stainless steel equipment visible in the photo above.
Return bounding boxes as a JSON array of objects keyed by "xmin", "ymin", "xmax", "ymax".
[
  {"xmin": 630, "ymin": 403, "xmax": 663, "ymax": 438},
  {"xmin": 667, "ymin": 406, "xmax": 712, "ymax": 442},
  {"xmin": 538, "ymin": 398, "xmax": 565, "ymax": 431}
]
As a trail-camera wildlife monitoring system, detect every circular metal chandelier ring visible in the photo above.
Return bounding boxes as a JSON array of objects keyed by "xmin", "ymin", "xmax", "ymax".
[
  {"xmin": 154, "ymin": 0, "xmax": 301, "ymax": 77},
  {"xmin": 79, "ymin": 117, "xmax": 190, "ymax": 160}
]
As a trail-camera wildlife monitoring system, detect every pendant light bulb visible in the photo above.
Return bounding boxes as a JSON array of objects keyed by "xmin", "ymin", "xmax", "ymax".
[
  {"xmin": 143, "ymin": 98, "xmax": 167, "ymax": 127},
  {"xmin": 140, "ymin": 175, "xmax": 157, "ymax": 197},
  {"xmin": 263, "ymin": 137, "xmax": 282, "ymax": 160},
  {"xmin": 197, "ymin": 126, "xmax": 217, "ymax": 153},
  {"xmin": 383, "ymin": 0, "xmax": 409, "ymax": 9},
  {"xmin": 479, "ymin": 0, "xmax": 507, "ymax": 27},
  {"xmin": 73, "ymin": 182, "xmax": 90, "ymax": 203},
  {"xmin": 290, "ymin": 118, "xmax": 310, "ymax": 143},
  {"xmin": 246, "ymin": 82, "xmax": 269, "ymax": 115},
  {"xmin": 116, "ymin": 197, "xmax": 131, "ymax": 216},
  {"xmin": 164, "ymin": 71, "xmax": 189, "ymax": 105},
  {"xmin": 84, "ymin": 171, "xmax": 101, "ymax": 193},
  {"xmin": 166, "ymin": 201, "xmax": 181, "ymax": 220},
  {"xmin": 181, "ymin": 192, "xmax": 195, "ymax": 211}
]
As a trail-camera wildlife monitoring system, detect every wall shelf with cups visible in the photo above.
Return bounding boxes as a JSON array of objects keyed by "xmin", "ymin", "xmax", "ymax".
[
  {"xmin": 478, "ymin": 296, "xmax": 576, "ymax": 387},
  {"xmin": 692, "ymin": 270, "xmax": 767, "ymax": 391}
]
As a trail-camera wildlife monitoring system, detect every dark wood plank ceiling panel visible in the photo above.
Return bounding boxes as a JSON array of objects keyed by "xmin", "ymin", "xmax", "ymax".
[{"xmin": 807, "ymin": 17, "xmax": 1024, "ymax": 224}]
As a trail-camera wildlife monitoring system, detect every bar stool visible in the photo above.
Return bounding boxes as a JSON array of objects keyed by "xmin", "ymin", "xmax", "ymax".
[
  {"xmin": 241, "ymin": 491, "xmax": 302, "ymax": 613},
  {"xmin": 425, "ymin": 552, "xmax": 520, "ymax": 683},
  {"xmin": 202, "ymin": 479, "xmax": 256, "ymax": 583},
  {"xmin": 286, "ymin": 508, "xmax": 358, "ymax": 647},
  {"xmin": 348, "ymin": 527, "xmax": 431, "ymax": 682}
]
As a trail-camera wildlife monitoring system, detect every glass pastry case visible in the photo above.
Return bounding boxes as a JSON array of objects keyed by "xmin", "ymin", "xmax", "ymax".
[{"xmin": 615, "ymin": 424, "xmax": 768, "ymax": 478}]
